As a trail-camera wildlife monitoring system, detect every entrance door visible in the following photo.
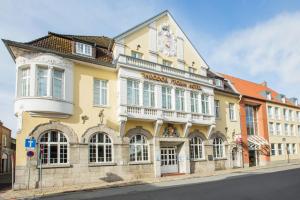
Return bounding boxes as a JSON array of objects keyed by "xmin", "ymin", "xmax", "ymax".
[
  {"xmin": 161, "ymin": 147, "xmax": 178, "ymax": 174},
  {"xmin": 249, "ymin": 150, "xmax": 256, "ymax": 167},
  {"xmin": 232, "ymin": 148, "xmax": 239, "ymax": 168}
]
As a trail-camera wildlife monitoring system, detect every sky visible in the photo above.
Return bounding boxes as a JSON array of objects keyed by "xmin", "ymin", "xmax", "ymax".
[{"xmin": 1, "ymin": 0, "xmax": 300, "ymax": 136}]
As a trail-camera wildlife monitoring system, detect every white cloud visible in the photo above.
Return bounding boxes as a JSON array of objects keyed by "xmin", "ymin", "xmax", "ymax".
[{"xmin": 208, "ymin": 12, "xmax": 300, "ymax": 95}]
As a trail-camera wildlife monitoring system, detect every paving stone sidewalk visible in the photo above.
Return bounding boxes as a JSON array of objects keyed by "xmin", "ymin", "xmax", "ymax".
[{"xmin": 1, "ymin": 162, "xmax": 300, "ymax": 200}]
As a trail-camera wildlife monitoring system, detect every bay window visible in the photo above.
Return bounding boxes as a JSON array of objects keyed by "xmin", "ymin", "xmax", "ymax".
[
  {"xmin": 175, "ymin": 89, "xmax": 185, "ymax": 111},
  {"xmin": 143, "ymin": 82, "xmax": 155, "ymax": 107},
  {"xmin": 127, "ymin": 79, "xmax": 139, "ymax": 105},
  {"xmin": 37, "ymin": 67, "xmax": 48, "ymax": 96},
  {"xmin": 162, "ymin": 86, "xmax": 172, "ymax": 109},
  {"xmin": 20, "ymin": 67, "xmax": 30, "ymax": 96},
  {"xmin": 53, "ymin": 69, "xmax": 64, "ymax": 99},
  {"xmin": 94, "ymin": 79, "xmax": 108, "ymax": 106}
]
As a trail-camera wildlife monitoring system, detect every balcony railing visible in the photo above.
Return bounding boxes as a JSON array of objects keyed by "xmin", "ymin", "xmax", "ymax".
[
  {"xmin": 121, "ymin": 105, "xmax": 215, "ymax": 125},
  {"xmin": 117, "ymin": 54, "xmax": 213, "ymax": 85}
]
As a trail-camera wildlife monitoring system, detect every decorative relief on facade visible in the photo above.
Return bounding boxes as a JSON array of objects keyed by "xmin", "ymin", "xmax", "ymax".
[
  {"xmin": 16, "ymin": 53, "xmax": 72, "ymax": 68},
  {"xmin": 158, "ymin": 23, "xmax": 177, "ymax": 57},
  {"xmin": 162, "ymin": 124, "xmax": 179, "ymax": 137}
]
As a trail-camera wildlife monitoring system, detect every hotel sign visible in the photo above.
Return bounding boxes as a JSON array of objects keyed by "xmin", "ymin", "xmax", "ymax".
[{"xmin": 142, "ymin": 73, "xmax": 201, "ymax": 90}]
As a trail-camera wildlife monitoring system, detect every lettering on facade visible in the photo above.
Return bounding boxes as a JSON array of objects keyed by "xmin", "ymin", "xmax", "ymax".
[{"xmin": 142, "ymin": 72, "xmax": 201, "ymax": 90}]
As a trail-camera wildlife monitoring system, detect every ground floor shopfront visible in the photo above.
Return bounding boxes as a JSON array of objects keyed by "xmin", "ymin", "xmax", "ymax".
[{"xmin": 14, "ymin": 121, "xmax": 243, "ymax": 190}]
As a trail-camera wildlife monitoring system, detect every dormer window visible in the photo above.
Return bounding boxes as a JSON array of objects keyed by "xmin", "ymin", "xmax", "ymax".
[
  {"xmin": 215, "ymin": 79, "xmax": 223, "ymax": 87},
  {"xmin": 281, "ymin": 96, "xmax": 286, "ymax": 103},
  {"xmin": 266, "ymin": 92, "xmax": 272, "ymax": 100},
  {"xmin": 75, "ymin": 42, "xmax": 92, "ymax": 56}
]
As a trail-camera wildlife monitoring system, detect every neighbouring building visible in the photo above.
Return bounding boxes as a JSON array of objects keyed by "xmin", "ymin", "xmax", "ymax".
[
  {"xmin": 3, "ymin": 11, "xmax": 242, "ymax": 190},
  {"xmin": 0, "ymin": 121, "xmax": 14, "ymax": 174},
  {"xmin": 224, "ymin": 74, "xmax": 300, "ymax": 167}
]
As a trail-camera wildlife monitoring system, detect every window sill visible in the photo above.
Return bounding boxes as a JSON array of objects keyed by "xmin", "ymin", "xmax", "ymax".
[
  {"xmin": 213, "ymin": 158, "xmax": 227, "ymax": 161},
  {"xmin": 93, "ymin": 105, "xmax": 110, "ymax": 108},
  {"xmin": 191, "ymin": 159, "xmax": 206, "ymax": 162},
  {"xmin": 128, "ymin": 161, "xmax": 152, "ymax": 165},
  {"xmin": 36, "ymin": 164, "xmax": 72, "ymax": 169},
  {"xmin": 88, "ymin": 162, "xmax": 117, "ymax": 167}
]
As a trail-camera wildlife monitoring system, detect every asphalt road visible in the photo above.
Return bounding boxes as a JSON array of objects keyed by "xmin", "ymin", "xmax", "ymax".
[{"xmin": 42, "ymin": 168, "xmax": 300, "ymax": 200}]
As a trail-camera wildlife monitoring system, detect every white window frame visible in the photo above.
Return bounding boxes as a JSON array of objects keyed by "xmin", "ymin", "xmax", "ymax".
[
  {"xmin": 89, "ymin": 132, "xmax": 113, "ymax": 164},
  {"xmin": 52, "ymin": 68, "xmax": 64, "ymax": 99},
  {"xmin": 201, "ymin": 94, "xmax": 210, "ymax": 115},
  {"xmin": 94, "ymin": 79, "xmax": 108, "ymax": 106},
  {"xmin": 143, "ymin": 82, "xmax": 155, "ymax": 107},
  {"xmin": 131, "ymin": 51, "xmax": 143, "ymax": 59},
  {"xmin": 19, "ymin": 67, "xmax": 30, "ymax": 97},
  {"xmin": 276, "ymin": 123, "xmax": 281, "ymax": 135},
  {"xmin": 39, "ymin": 130, "xmax": 69, "ymax": 165},
  {"xmin": 37, "ymin": 66, "xmax": 48, "ymax": 97},
  {"xmin": 268, "ymin": 106, "xmax": 274, "ymax": 119},
  {"xmin": 215, "ymin": 79, "xmax": 223, "ymax": 87},
  {"xmin": 129, "ymin": 134, "xmax": 149, "ymax": 163},
  {"xmin": 162, "ymin": 86, "xmax": 172, "ymax": 110},
  {"xmin": 271, "ymin": 143, "xmax": 276, "ymax": 156},
  {"xmin": 215, "ymin": 100, "xmax": 220, "ymax": 118},
  {"xmin": 127, "ymin": 79, "xmax": 139, "ymax": 106},
  {"xmin": 162, "ymin": 59, "xmax": 172, "ymax": 67},
  {"xmin": 278, "ymin": 143, "xmax": 283, "ymax": 155},
  {"xmin": 229, "ymin": 103, "xmax": 236, "ymax": 121},
  {"xmin": 75, "ymin": 42, "xmax": 92, "ymax": 57},
  {"xmin": 213, "ymin": 137, "xmax": 225, "ymax": 159},
  {"xmin": 275, "ymin": 107, "xmax": 280, "ymax": 120},
  {"xmin": 175, "ymin": 88, "xmax": 185, "ymax": 111},
  {"xmin": 191, "ymin": 92, "xmax": 199, "ymax": 113},
  {"xmin": 269, "ymin": 122, "xmax": 274, "ymax": 135},
  {"xmin": 190, "ymin": 137, "xmax": 204, "ymax": 160}
]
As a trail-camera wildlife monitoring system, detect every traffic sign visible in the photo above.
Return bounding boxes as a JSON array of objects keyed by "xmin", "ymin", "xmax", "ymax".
[
  {"xmin": 25, "ymin": 138, "xmax": 36, "ymax": 149},
  {"xmin": 27, "ymin": 151, "xmax": 35, "ymax": 157}
]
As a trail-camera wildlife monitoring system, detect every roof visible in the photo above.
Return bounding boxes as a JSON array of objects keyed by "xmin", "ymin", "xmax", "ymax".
[
  {"xmin": 2, "ymin": 32, "xmax": 115, "ymax": 67},
  {"xmin": 223, "ymin": 74, "xmax": 300, "ymax": 108},
  {"xmin": 207, "ymin": 70, "xmax": 239, "ymax": 96}
]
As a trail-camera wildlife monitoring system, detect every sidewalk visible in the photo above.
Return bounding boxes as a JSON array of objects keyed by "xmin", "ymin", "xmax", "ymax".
[{"xmin": 1, "ymin": 162, "xmax": 300, "ymax": 200}]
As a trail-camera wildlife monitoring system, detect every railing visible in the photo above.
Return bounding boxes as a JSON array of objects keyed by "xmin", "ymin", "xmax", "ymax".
[
  {"xmin": 118, "ymin": 54, "xmax": 212, "ymax": 84},
  {"xmin": 122, "ymin": 105, "xmax": 214, "ymax": 124}
]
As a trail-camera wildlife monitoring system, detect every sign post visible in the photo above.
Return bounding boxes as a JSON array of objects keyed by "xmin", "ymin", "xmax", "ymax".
[{"xmin": 25, "ymin": 137, "xmax": 36, "ymax": 190}]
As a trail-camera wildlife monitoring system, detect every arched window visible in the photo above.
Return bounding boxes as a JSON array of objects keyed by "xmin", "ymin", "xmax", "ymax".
[
  {"xmin": 89, "ymin": 132, "xmax": 112, "ymax": 163},
  {"xmin": 213, "ymin": 137, "xmax": 224, "ymax": 159},
  {"xmin": 129, "ymin": 135, "xmax": 149, "ymax": 162},
  {"xmin": 39, "ymin": 130, "xmax": 68, "ymax": 164},
  {"xmin": 190, "ymin": 137, "xmax": 204, "ymax": 160}
]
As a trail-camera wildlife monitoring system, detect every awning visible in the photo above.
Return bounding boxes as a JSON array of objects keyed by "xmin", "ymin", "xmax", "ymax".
[{"xmin": 248, "ymin": 135, "xmax": 269, "ymax": 150}]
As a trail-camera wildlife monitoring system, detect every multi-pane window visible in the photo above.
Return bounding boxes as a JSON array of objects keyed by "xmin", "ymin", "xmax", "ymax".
[
  {"xmin": 127, "ymin": 79, "xmax": 139, "ymax": 106},
  {"xmin": 276, "ymin": 123, "xmax": 281, "ymax": 135},
  {"xmin": 292, "ymin": 144, "xmax": 297, "ymax": 154},
  {"xmin": 129, "ymin": 135, "xmax": 149, "ymax": 162},
  {"xmin": 278, "ymin": 143, "xmax": 283, "ymax": 155},
  {"xmin": 190, "ymin": 137, "xmax": 204, "ymax": 160},
  {"xmin": 20, "ymin": 68, "xmax": 30, "ymax": 96},
  {"xmin": 229, "ymin": 103, "xmax": 235, "ymax": 121},
  {"xmin": 131, "ymin": 51, "xmax": 143, "ymax": 59},
  {"xmin": 89, "ymin": 132, "xmax": 112, "ymax": 163},
  {"xmin": 214, "ymin": 79, "xmax": 223, "ymax": 87},
  {"xmin": 284, "ymin": 124, "xmax": 289, "ymax": 135},
  {"xmin": 52, "ymin": 69, "xmax": 64, "ymax": 99},
  {"xmin": 39, "ymin": 131, "xmax": 68, "ymax": 165},
  {"xmin": 94, "ymin": 79, "xmax": 108, "ymax": 106},
  {"xmin": 75, "ymin": 42, "xmax": 92, "ymax": 56},
  {"xmin": 175, "ymin": 89, "xmax": 185, "ymax": 111},
  {"xmin": 271, "ymin": 143, "xmax": 276, "ymax": 156},
  {"xmin": 201, "ymin": 94, "xmax": 210, "ymax": 115},
  {"xmin": 269, "ymin": 122, "xmax": 274, "ymax": 135},
  {"xmin": 283, "ymin": 109, "xmax": 288, "ymax": 121},
  {"xmin": 286, "ymin": 143, "xmax": 291, "ymax": 154},
  {"xmin": 162, "ymin": 86, "xmax": 172, "ymax": 109},
  {"xmin": 162, "ymin": 60, "xmax": 172, "ymax": 67},
  {"xmin": 289, "ymin": 110, "xmax": 293, "ymax": 121},
  {"xmin": 143, "ymin": 82, "xmax": 155, "ymax": 107},
  {"xmin": 37, "ymin": 67, "xmax": 48, "ymax": 96},
  {"xmin": 275, "ymin": 107, "xmax": 280, "ymax": 120},
  {"xmin": 268, "ymin": 106, "xmax": 273, "ymax": 119},
  {"xmin": 215, "ymin": 100, "xmax": 220, "ymax": 118},
  {"xmin": 291, "ymin": 124, "xmax": 295, "ymax": 136},
  {"xmin": 213, "ymin": 137, "xmax": 224, "ymax": 159},
  {"xmin": 191, "ymin": 92, "xmax": 199, "ymax": 113},
  {"xmin": 246, "ymin": 105, "xmax": 258, "ymax": 135}
]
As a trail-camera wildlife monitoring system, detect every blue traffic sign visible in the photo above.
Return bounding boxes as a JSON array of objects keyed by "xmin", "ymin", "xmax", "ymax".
[{"xmin": 25, "ymin": 138, "xmax": 36, "ymax": 149}]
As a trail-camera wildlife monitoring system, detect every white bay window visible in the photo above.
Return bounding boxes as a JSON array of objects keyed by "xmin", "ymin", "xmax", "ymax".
[
  {"xmin": 53, "ymin": 69, "xmax": 64, "ymax": 99},
  {"xmin": 20, "ymin": 67, "xmax": 30, "ymax": 96},
  {"xmin": 37, "ymin": 67, "xmax": 48, "ymax": 97}
]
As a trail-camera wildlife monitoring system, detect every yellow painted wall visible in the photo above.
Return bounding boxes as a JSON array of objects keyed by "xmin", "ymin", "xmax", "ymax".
[
  {"xmin": 123, "ymin": 14, "xmax": 208, "ymax": 73},
  {"xmin": 214, "ymin": 92, "xmax": 241, "ymax": 143}
]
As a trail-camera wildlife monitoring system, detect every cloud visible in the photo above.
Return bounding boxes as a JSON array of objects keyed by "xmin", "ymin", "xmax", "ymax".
[{"xmin": 208, "ymin": 12, "xmax": 300, "ymax": 96}]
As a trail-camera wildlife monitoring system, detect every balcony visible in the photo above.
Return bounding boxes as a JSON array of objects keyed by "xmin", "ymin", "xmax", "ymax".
[
  {"xmin": 120, "ymin": 105, "xmax": 215, "ymax": 125},
  {"xmin": 117, "ymin": 54, "xmax": 213, "ymax": 85}
]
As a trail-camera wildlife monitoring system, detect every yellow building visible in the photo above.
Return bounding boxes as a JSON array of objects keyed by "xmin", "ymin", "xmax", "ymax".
[{"xmin": 3, "ymin": 10, "xmax": 241, "ymax": 190}]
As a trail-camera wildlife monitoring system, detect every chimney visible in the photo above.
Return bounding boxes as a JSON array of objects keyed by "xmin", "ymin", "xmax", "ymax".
[{"xmin": 261, "ymin": 81, "xmax": 267, "ymax": 87}]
